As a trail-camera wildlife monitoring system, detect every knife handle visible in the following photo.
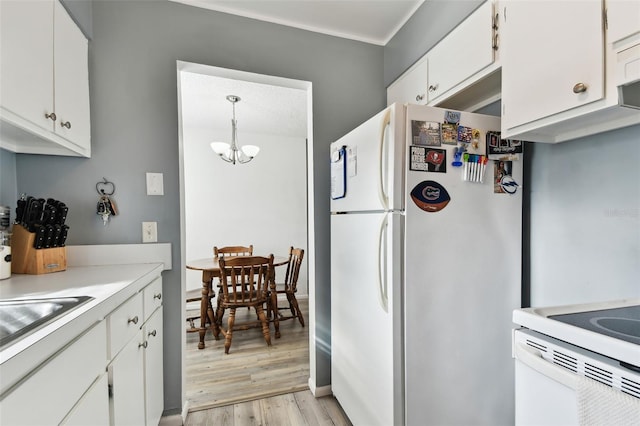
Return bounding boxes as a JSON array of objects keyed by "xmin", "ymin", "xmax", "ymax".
[
  {"xmin": 43, "ymin": 225, "xmax": 54, "ymax": 248},
  {"xmin": 34, "ymin": 225, "xmax": 46, "ymax": 249}
]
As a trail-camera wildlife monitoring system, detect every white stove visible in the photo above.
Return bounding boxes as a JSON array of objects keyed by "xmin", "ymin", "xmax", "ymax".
[
  {"xmin": 512, "ymin": 299, "xmax": 640, "ymax": 425},
  {"xmin": 513, "ymin": 298, "xmax": 640, "ymax": 368}
]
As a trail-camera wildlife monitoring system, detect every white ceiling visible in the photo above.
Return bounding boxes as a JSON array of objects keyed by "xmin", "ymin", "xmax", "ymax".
[
  {"xmin": 170, "ymin": 0, "xmax": 425, "ymax": 45},
  {"xmin": 180, "ymin": 71, "xmax": 308, "ymax": 138}
]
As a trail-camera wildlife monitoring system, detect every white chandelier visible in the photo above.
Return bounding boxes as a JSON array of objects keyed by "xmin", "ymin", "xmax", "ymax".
[{"xmin": 210, "ymin": 95, "xmax": 260, "ymax": 164}]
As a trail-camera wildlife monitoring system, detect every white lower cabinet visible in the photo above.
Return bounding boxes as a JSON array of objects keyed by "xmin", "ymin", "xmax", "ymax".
[
  {"xmin": 144, "ymin": 307, "xmax": 164, "ymax": 426},
  {"xmin": 63, "ymin": 374, "xmax": 110, "ymax": 426},
  {"xmin": 0, "ymin": 321, "xmax": 107, "ymax": 426},
  {"xmin": 108, "ymin": 277, "xmax": 164, "ymax": 426},
  {"xmin": 0, "ymin": 274, "xmax": 164, "ymax": 426},
  {"xmin": 109, "ymin": 328, "xmax": 146, "ymax": 425}
]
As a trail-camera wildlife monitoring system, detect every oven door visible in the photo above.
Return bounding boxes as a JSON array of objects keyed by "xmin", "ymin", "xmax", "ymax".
[{"xmin": 514, "ymin": 331, "xmax": 578, "ymax": 425}]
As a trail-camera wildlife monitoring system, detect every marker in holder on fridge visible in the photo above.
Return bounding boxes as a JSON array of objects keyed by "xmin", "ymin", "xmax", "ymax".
[{"xmin": 462, "ymin": 154, "xmax": 488, "ymax": 183}]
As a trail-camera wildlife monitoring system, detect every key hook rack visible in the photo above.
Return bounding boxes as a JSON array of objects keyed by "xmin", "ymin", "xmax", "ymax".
[{"xmin": 96, "ymin": 178, "xmax": 115, "ymax": 196}]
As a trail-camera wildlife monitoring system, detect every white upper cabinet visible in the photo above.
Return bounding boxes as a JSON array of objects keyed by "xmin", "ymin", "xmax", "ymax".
[
  {"xmin": 501, "ymin": 0, "xmax": 605, "ymax": 131},
  {"xmin": 387, "ymin": 56, "xmax": 429, "ymax": 106},
  {"xmin": 0, "ymin": 0, "xmax": 90, "ymax": 157},
  {"xmin": 500, "ymin": 0, "xmax": 640, "ymax": 142},
  {"xmin": 427, "ymin": 1, "xmax": 497, "ymax": 105},
  {"xmin": 53, "ymin": 0, "xmax": 91, "ymax": 149},
  {"xmin": 0, "ymin": 1, "xmax": 54, "ymax": 132},
  {"xmin": 606, "ymin": 0, "xmax": 640, "ymax": 45},
  {"xmin": 387, "ymin": 1, "xmax": 500, "ymax": 112}
]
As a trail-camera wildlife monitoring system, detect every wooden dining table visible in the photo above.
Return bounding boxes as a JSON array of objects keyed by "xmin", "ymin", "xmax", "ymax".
[{"xmin": 186, "ymin": 255, "xmax": 289, "ymax": 349}]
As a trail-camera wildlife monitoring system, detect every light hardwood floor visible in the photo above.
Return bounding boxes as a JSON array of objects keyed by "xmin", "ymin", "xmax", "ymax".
[
  {"xmin": 185, "ymin": 390, "xmax": 352, "ymax": 426},
  {"xmin": 185, "ymin": 297, "xmax": 351, "ymax": 425}
]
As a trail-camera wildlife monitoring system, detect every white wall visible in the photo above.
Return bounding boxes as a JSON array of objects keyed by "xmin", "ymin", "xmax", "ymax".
[{"xmin": 183, "ymin": 124, "xmax": 308, "ymax": 294}]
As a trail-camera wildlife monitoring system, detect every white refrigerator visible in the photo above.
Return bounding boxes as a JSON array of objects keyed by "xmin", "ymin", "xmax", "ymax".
[{"xmin": 330, "ymin": 103, "xmax": 523, "ymax": 425}]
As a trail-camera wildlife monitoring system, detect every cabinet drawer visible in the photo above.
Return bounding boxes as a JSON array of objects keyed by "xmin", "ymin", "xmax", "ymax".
[
  {"xmin": 143, "ymin": 277, "xmax": 162, "ymax": 321},
  {"xmin": 0, "ymin": 321, "xmax": 106, "ymax": 425},
  {"xmin": 108, "ymin": 292, "xmax": 143, "ymax": 358}
]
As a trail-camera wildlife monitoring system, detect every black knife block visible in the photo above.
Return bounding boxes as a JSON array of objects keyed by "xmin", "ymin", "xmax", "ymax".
[{"xmin": 11, "ymin": 224, "xmax": 66, "ymax": 274}]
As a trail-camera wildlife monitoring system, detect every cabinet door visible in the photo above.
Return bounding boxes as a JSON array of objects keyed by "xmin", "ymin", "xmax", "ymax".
[
  {"xmin": 0, "ymin": 321, "xmax": 106, "ymax": 426},
  {"xmin": 53, "ymin": 0, "xmax": 90, "ymax": 152},
  {"xmin": 427, "ymin": 1, "xmax": 495, "ymax": 103},
  {"xmin": 144, "ymin": 307, "xmax": 164, "ymax": 426},
  {"xmin": 606, "ymin": 0, "xmax": 640, "ymax": 45},
  {"xmin": 386, "ymin": 56, "xmax": 429, "ymax": 106},
  {"xmin": 501, "ymin": 0, "xmax": 605, "ymax": 130},
  {"xmin": 0, "ymin": 0, "xmax": 54, "ymax": 131},
  {"xmin": 109, "ymin": 332, "xmax": 146, "ymax": 426},
  {"xmin": 62, "ymin": 374, "xmax": 110, "ymax": 426}
]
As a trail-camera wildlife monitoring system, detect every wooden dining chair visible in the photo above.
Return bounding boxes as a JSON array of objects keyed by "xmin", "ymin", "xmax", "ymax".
[
  {"xmin": 269, "ymin": 247, "xmax": 305, "ymax": 333},
  {"xmin": 217, "ymin": 255, "xmax": 274, "ymax": 354},
  {"xmin": 185, "ymin": 245, "xmax": 253, "ymax": 338}
]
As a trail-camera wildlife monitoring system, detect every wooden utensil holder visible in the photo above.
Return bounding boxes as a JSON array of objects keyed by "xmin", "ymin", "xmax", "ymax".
[{"xmin": 11, "ymin": 224, "xmax": 66, "ymax": 274}]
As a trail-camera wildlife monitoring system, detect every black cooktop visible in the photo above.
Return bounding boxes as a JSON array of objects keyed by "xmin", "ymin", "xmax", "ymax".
[{"xmin": 549, "ymin": 305, "xmax": 640, "ymax": 345}]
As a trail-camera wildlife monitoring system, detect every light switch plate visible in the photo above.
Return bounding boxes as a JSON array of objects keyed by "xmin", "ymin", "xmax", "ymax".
[
  {"xmin": 142, "ymin": 222, "xmax": 158, "ymax": 243},
  {"xmin": 146, "ymin": 172, "xmax": 164, "ymax": 196}
]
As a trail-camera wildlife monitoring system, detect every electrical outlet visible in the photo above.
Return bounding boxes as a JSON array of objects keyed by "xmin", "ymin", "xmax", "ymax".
[{"xmin": 142, "ymin": 222, "xmax": 157, "ymax": 243}]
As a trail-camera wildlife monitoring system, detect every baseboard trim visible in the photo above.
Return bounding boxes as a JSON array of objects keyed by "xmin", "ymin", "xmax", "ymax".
[
  {"xmin": 308, "ymin": 377, "xmax": 332, "ymax": 397},
  {"xmin": 182, "ymin": 401, "xmax": 190, "ymax": 423}
]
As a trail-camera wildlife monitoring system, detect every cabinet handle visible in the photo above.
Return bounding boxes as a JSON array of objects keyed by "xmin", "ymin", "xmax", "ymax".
[
  {"xmin": 573, "ymin": 83, "xmax": 587, "ymax": 94},
  {"xmin": 139, "ymin": 341, "xmax": 148, "ymax": 348},
  {"xmin": 492, "ymin": 34, "xmax": 500, "ymax": 51},
  {"xmin": 492, "ymin": 12, "xmax": 499, "ymax": 30},
  {"xmin": 45, "ymin": 112, "xmax": 57, "ymax": 122},
  {"xmin": 148, "ymin": 329, "xmax": 157, "ymax": 337},
  {"xmin": 154, "ymin": 293, "xmax": 162, "ymax": 300},
  {"xmin": 128, "ymin": 316, "xmax": 139, "ymax": 325},
  {"xmin": 428, "ymin": 84, "xmax": 438, "ymax": 93},
  {"xmin": 60, "ymin": 121, "xmax": 71, "ymax": 129}
]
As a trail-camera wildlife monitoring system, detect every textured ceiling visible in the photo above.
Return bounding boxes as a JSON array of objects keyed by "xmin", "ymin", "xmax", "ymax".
[
  {"xmin": 170, "ymin": 0, "xmax": 424, "ymax": 45},
  {"xmin": 180, "ymin": 71, "xmax": 308, "ymax": 138}
]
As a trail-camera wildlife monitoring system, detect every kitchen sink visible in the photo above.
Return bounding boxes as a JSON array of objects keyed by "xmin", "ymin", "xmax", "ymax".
[{"xmin": 0, "ymin": 296, "xmax": 93, "ymax": 347}]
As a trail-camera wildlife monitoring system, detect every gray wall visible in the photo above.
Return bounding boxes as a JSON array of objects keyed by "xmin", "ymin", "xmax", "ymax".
[
  {"xmin": 0, "ymin": 149, "xmax": 17, "ymax": 211},
  {"xmin": 525, "ymin": 125, "xmax": 640, "ymax": 307},
  {"xmin": 60, "ymin": 0, "xmax": 93, "ymax": 39},
  {"xmin": 12, "ymin": 0, "xmax": 385, "ymax": 413}
]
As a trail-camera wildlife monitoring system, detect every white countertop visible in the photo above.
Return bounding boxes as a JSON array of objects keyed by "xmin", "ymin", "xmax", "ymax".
[
  {"xmin": 0, "ymin": 263, "xmax": 164, "ymax": 394},
  {"xmin": 513, "ymin": 298, "xmax": 640, "ymax": 367}
]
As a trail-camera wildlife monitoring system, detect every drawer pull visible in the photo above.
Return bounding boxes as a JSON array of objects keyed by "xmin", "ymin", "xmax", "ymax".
[
  {"xmin": 154, "ymin": 293, "xmax": 162, "ymax": 300},
  {"xmin": 60, "ymin": 121, "xmax": 71, "ymax": 129},
  {"xmin": 45, "ymin": 112, "xmax": 57, "ymax": 122},
  {"xmin": 139, "ymin": 341, "xmax": 148, "ymax": 349},
  {"xmin": 128, "ymin": 316, "xmax": 139, "ymax": 325},
  {"xmin": 148, "ymin": 329, "xmax": 157, "ymax": 338},
  {"xmin": 573, "ymin": 82, "xmax": 587, "ymax": 94}
]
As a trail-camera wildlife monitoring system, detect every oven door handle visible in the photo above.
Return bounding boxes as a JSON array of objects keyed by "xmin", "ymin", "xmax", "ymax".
[{"xmin": 515, "ymin": 342, "xmax": 578, "ymax": 390}]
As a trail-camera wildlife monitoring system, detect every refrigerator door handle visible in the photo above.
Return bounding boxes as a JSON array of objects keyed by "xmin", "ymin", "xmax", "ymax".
[
  {"xmin": 378, "ymin": 108, "xmax": 391, "ymax": 211},
  {"xmin": 377, "ymin": 214, "xmax": 389, "ymax": 312}
]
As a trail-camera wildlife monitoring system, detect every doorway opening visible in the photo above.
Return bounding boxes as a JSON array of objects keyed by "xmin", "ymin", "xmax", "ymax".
[{"xmin": 176, "ymin": 61, "xmax": 314, "ymax": 411}]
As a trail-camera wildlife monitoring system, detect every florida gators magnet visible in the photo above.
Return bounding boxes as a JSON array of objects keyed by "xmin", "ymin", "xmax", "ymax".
[{"xmin": 410, "ymin": 180, "xmax": 451, "ymax": 212}]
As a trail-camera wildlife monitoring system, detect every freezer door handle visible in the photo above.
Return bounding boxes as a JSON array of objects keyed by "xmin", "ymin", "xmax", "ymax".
[
  {"xmin": 377, "ymin": 214, "xmax": 389, "ymax": 312},
  {"xmin": 515, "ymin": 342, "xmax": 577, "ymax": 389},
  {"xmin": 378, "ymin": 108, "xmax": 391, "ymax": 211}
]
